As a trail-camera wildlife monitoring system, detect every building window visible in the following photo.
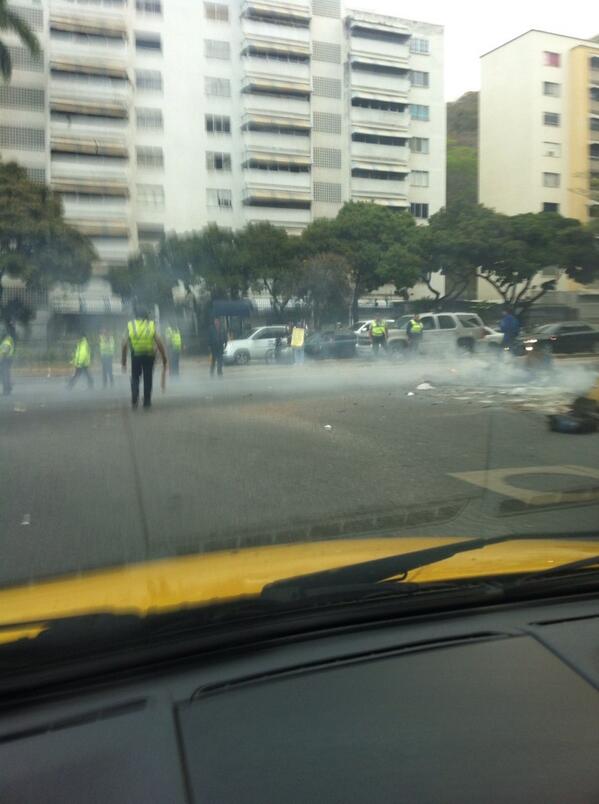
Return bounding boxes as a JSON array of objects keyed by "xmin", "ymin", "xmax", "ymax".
[
  {"xmin": 136, "ymin": 70, "xmax": 162, "ymax": 91},
  {"xmin": 543, "ymin": 202, "xmax": 559, "ymax": 213},
  {"xmin": 0, "ymin": 125, "xmax": 45, "ymax": 150},
  {"xmin": 590, "ymin": 118, "xmax": 599, "ymax": 132},
  {"xmin": 313, "ymin": 111, "xmax": 342, "ymax": 134},
  {"xmin": 204, "ymin": 39, "xmax": 230, "ymax": 60},
  {"xmin": 410, "ymin": 203, "xmax": 429, "ymax": 219},
  {"xmin": 312, "ymin": 76, "xmax": 342, "ymax": 99},
  {"xmin": 410, "ymin": 104, "xmax": 429, "ymax": 121},
  {"xmin": 543, "ymin": 141, "xmax": 561, "ymax": 157},
  {"xmin": 136, "ymin": 107, "xmax": 163, "ymax": 128},
  {"xmin": 411, "ymin": 137, "xmax": 429, "ymax": 154},
  {"xmin": 205, "ymin": 114, "xmax": 231, "ymax": 133},
  {"xmin": 409, "ymin": 38, "xmax": 429, "ymax": 55},
  {"xmin": 543, "ymin": 81, "xmax": 560, "ymax": 97},
  {"xmin": 137, "ymin": 184, "xmax": 165, "ymax": 207},
  {"xmin": 312, "ymin": 41, "xmax": 341, "ymax": 63},
  {"xmin": 207, "ymin": 188, "xmax": 233, "ymax": 208},
  {"xmin": 204, "ymin": 2, "xmax": 229, "ymax": 21},
  {"xmin": 313, "ymin": 147, "xmax": 341, "ymax": 168},
  {"xmin": 136, "ymin": 146, "xmax": 164, "ymax": 168},
  {"xmin": 205, "ymin": 76, "xmax": 230, "ymax": 97},
  {"xmin": 313, "ymin": 181, "xmax": 342, "ymax": 203},
  {"xmin": 135, "ymin": 32, "xmax": 162, "ymax": 51},
  {"xmin": 543, "ymin": 112, "xmax": 560, "ymax": 127},
  {"xmin": 0, "ymin": 85, "xmax": 44, "ymax": 110},
  {"xmin": 136, "ymin": 0, "xmax": 162, "ymax": 12},
  {"xmin": 544, "ymin": 51, "xmax": 560, "ymax": 67},
  {"xmin": 352, "ymin": 168, "xmax": 405, "ymax": 181},
  {"xmin": 543, "ymin": 172, "xmax": 560, "ymax": 188},
  {"xmin": 411, "ymin": 170, "xmax": 429, "ymax": 187},
  {"xmin": 206, "ymin": 151, "xmax": 231, "ymax": 171},
  {"xmin": 410, "ymin": 70, "xmax": 429, "ymax": 88}
]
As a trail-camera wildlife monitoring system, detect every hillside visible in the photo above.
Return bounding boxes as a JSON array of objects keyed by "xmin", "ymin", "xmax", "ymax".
[{"xmin": 446, "ymin": 91, "xmax": 478, "ymax": 207}]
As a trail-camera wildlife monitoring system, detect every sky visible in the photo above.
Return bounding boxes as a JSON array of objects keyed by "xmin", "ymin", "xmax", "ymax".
[{"xmin": 354, "ymin": 0, "xmax": 598, "ymax": 101}]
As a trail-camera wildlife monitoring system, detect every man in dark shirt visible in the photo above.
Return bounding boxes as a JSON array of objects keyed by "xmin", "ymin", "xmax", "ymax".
[{"xmin": 208, "ymin": 318, "xmax": 227, "ymax": 377}]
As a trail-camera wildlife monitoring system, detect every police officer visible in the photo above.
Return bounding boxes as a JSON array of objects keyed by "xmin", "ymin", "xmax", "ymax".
[
  {"xmin": 99, "ymin": 328, "xmax": 115, "ymax": 388},
  {"xmin": 122, "ymin": 310, "xmax": 167, "ymax": 409},
  {"xmin": 0, "ymin": 329, "xmax": 15, "ymax": 396},
  {"xmin": 406, "ymin": 314, "xmax": 424, "ymax": 356},
  {"xmin": 165, "ymin": 324, "xmax": 182, "ymax": 376},
  {"xmin": 68, "ymin": 332, "xmax": 93, "ymax": 389},
  {"xmin": 370, "ymin": 317, "xmax": 388, "ymax": 357}
]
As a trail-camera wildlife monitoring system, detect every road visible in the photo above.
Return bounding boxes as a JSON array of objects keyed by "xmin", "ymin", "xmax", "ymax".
[{"xmin": 1, "ymin": 355, "xmax": 599, "ymax": 588}]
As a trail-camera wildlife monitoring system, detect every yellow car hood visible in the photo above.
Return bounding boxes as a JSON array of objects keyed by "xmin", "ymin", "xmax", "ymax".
[{"xmin": 0, "ymin": 536, "xmax": 597, "ymax": 641}]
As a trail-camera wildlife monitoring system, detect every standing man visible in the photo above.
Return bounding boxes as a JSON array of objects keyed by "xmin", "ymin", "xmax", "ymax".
[
  {"xmin": 291, "ymin": 321, "xmax": 306, "ymax": 365},
  {"xmin": 165, "ymin": 324, "xmax": 182, "ymax": 377},
  {"xmin": 208, "ymin": 317, "xmax": 227, "ymax": 378},
  {"xmin": 369, "ymin": 317, "xmax": 388, "ymax": 358},
  {"xmin": 122, "ymin": 310, "xmax": 167, "ymax": 409},
  {"xmin": 499, "ymin": 307, "xmax": 520, "ymax": 354},
  {"xmin": 0, "ymin": 328, "xmax": 15, "ymax": 396},
  {"xmin": 99, "ymin": 328, "xmax": 115, "ymax": 388},
  {"xmin": 406, "ymin": 314, "xmax": 424, "ymax": 356},
  {"xmin": 68, "ymin": 332, "xmax": 93, "ymax": 389}
]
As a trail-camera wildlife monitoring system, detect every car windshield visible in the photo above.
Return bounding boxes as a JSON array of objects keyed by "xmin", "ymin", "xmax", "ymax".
[{"xmin": 1, "ymin": 0, "xmax": 599, "ymax": 665}]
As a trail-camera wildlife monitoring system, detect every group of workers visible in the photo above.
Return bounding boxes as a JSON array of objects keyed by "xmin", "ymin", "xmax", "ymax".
[{"xmin": 369, "ymin": 315, "xmax": 424, "ymax": 356}]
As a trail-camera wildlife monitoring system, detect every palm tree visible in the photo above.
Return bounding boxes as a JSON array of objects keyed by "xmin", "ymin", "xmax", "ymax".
[{"xmin": 0, "ymin": 0, "xmax": 41, "ymax": 81}]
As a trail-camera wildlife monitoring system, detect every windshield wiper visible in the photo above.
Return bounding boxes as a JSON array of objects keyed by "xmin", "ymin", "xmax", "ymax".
[{"xmin": 260, "ymin": 534, "xmax": 599, "ymax": 602}]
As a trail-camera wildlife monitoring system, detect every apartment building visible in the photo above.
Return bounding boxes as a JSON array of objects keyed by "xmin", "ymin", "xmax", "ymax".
[
  {"xmin": 1, "ymin": 0, "xmax": 445, "ymax": 274},
  {"xmin": 479, "ymin": 29, "xmax": 599, "ymax": 222}
]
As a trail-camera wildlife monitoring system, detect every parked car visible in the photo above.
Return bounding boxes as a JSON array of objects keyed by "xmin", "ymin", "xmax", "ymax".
[
  {"xmin": 304, "ymin": 330, "xmax": 357, "ymax": 359},
  {"xmin": 357, "ymin": 312, "xmax": 486, "ymax": 358},
  {"xmin": 352, "ymin": 319, "xmax": 396, "ymax": 336},
  {"xmin": 223, "ymin": 326, "xmax": 289, "ymax": 365},
  {"xmin": 481, "ymin": 326, "xmax": 504, "ymax": 350},
  {"xmin": 521, "ymin": 322, "xmax": 599, "ymax": 356}
]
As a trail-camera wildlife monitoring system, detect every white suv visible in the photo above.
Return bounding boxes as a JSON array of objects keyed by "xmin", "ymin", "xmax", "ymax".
[
  {"xmin": 382, "ymin": 312, "xmax": 485, "ymax": 357},
  {"xmin": 223, "ymin": 326, "xmax": 289, "ymax": 365}
]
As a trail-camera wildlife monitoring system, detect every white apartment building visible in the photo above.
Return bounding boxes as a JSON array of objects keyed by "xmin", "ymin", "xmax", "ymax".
[
  {"xmin": 480, "ymin": 29, "xmax": 599, "ymax": 222},
  {"xmin": 1, "ymin": 0, "xmax": 445, "ymax": 274}
]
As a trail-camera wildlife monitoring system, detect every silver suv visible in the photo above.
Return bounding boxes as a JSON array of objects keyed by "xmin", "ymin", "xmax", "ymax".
[
  {"xmin": 382, "ymin": 312, "xmax": 485, "ymax": 357},
  {"xmin": 223, "ymin": 326, "xmax": 289, "ymax": 365}
]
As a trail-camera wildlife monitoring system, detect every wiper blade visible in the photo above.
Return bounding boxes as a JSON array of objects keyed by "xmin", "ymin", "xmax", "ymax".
[
  {"xmin": 508, "ymin": 555, "xmax": 599, "ymax": 586},
  {"xmin": 261, "ymin": 535, "xmax": 512, "ymax": 601}
]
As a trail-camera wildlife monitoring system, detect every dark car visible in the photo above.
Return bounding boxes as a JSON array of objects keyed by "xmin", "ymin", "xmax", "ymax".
[
  {"xmin": 304, "ymin": 330, "xmax": 357, "ymax": 359},
  {"xmin": 521, "ymin": 322, "xmax": 599, "ymax": 355}
]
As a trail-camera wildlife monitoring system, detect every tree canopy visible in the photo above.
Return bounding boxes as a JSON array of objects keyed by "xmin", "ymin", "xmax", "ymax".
[{"xmin": 0, "ymin": 0, "xmax": 41, "ymax": 80}]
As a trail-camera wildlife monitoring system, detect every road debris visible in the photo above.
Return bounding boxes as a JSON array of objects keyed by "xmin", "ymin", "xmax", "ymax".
[
  {"xmin": 324, "ymin": 424, "xmax": 333, "ymax": 431},
  {"xmin": 406, "ymin": 392, "xmax": 415, "ymax": 397},
  {"xmin": 13, "ymin": 406, "xmax": 26, "ymax": 413},
  {"xmin": 416, "ymin": 382, "xmax": 434, "ymax": 391},
  {"xmin": 21, "ymin": 514, "xmax": 30, "ymax": 526}
]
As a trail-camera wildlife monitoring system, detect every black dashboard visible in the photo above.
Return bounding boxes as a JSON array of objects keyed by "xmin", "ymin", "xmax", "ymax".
[{"xmin": 1, "ymin": 594, "xmax": 599, "ymax": 803}]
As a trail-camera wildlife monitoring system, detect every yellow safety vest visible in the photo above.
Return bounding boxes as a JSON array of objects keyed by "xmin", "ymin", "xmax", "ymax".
[
  {"xmin": 99, "ymin": 335, "xmax": 115, "ymax": 356},
  {"xmin": 0, "ymin": 336, "xmax": 14, "ymax": 359},
  {"xmin": 169, "ymin": 329, "xmax": 182, "ymax": 350},
  {"xmin": 409, "ymin": 320, "xmax": 424, "ymax": 335},
  {"xmin": 371, "ymin": 323, "xmax": 386, "ymax": 337},
  {"xmin": 73, "ymin": 338, "xmax": 91, "ymax": 368},
  {"xmin": 128, "ymin": 319, "xmax": 156, "ymax": 355}
]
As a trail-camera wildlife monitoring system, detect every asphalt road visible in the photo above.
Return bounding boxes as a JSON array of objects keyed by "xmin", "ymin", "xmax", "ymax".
[{"xmin": 1, "ymin": 355, "xmax": 599, "ymax": 588}]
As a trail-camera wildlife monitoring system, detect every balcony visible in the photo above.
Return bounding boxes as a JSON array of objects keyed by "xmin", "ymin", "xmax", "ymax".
[
  {"xmin": 241, "ymin": 17, "xmax": 310, "ymax": 47},
  {"xmin": 347, "ymin": 12, "xmax": 410, "ymax": 43},
  {"xmin": 50, "ymin": 157, "xmax": 128, "ymax": 184},
  {"xmin": 351, "ymin": 105, "xmax": 409, "ymax": 133},
  {"xmin": 66, "ymin": 220, "xmax": 130, "ymax": 238},
  {"xmin": 51, "ymin": 176, "xmax": 129, "ymax": 196},
  {"xmin": 50, "ymin": 95, "xmax": 129, "ymax": 119},
  {"xmin": 242, "ymin": 0, "xmax": 310, "ymax": 27},
  {"xmin": 591, "ymin": 130, "xmax": 599, "ymax": 144},
  {"xmin": 49, "ymin": 11, "xmax": 127, "ymax": 38},
  {"xmin": 242, "ymin": 74, "xmax": 310, "ymax": 100},
  {"xmin": 351, "ymin": 141, "xmax": 408, "ymax": 166},
  {"xmin": 244, "ymin": 205, "xmax": 311, "ymax": 230},
  {"xmin": 241, "ymin": 37, "xmax": 310, "ymax": 60},
  {"xmin": 242, "ymin": 130, "xmax": 311, "ymax": 156},
  {"xmin": 351, "ymin": 175, "xmax": 408, "ymax": 206},
  {"xmin": 243, "ymin": 169, "xmax": 311, "ymax": 208},
  {"xmin": 243, "ymin": 56, "xmax": 310, "ymax": 83},
  {"xmin": 51, "ymin": 133, "xmax": 128, "ymax": 158},
  {"xmin": 349, "ymin": 38, "xmax": 409, "ymax": 69},
  {"xmin": 350, "ymin": 69, "xmax": 410, "ymax": 102},
  {"xmin": 243, "ymin": 91, "xmax": 310, "ymax": 118}
]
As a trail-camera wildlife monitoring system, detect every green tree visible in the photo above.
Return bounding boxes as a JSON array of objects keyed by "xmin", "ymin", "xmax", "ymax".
[
  {"xmin": 237, "ymin": 222, "xmax": 298, "ymax": 317},
  {"xmin": 0, "ymin": 0, "xmax": 41, "ymax": 80},
  {"xmin": 0, "ymin": 162, "xmax": 95, "ymax": 324},
  {"xmin": 296, "ymin": 253, "xmax": 352, "ymax": 329}
]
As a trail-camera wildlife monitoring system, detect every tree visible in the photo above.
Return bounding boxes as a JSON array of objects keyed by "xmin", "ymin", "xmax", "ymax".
[
  {"xmin": 296, "ymin": 253, "xmax": 352, "ymax": 329},
  {"xmin": 0, "ymin": 0, "xmax": 41, "ymax": 80},
  {"xmin": 302, "ymin": 202, "xmax": 421, "ymax": 321},
  {"xmin": 237, "ymin": 222, "xmax": 298, "ymax": 317},
  {"xmin": 0, "ymin": 162, "xmax": 95, "ymax": 325}
]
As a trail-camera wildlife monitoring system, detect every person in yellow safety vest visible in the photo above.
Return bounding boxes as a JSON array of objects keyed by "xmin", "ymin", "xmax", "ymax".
[
  {"xmin": 406, "ymin": 314, "xmax": 424, "ymax": 356},
  {"xmin": 99, "ymin": 329, "xmax": 115, "ymax": 388},
  {"xmin": 0, "ymin": 330, "xmax": 15, "ymax": 396},
  {"xmin": 122, "ymin": 309, "xmax": 167, "ymax": 409},
  {"xmin": 165, "ymin": 325, "xmax": 182, "ymax": 377},
  {"xmin": 68, "ymin": 332, "xmax": 93, "ymax": 389},
  {"xmin": 369, "ymin": 317, "xmax": 388, "ymax": 357}
]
